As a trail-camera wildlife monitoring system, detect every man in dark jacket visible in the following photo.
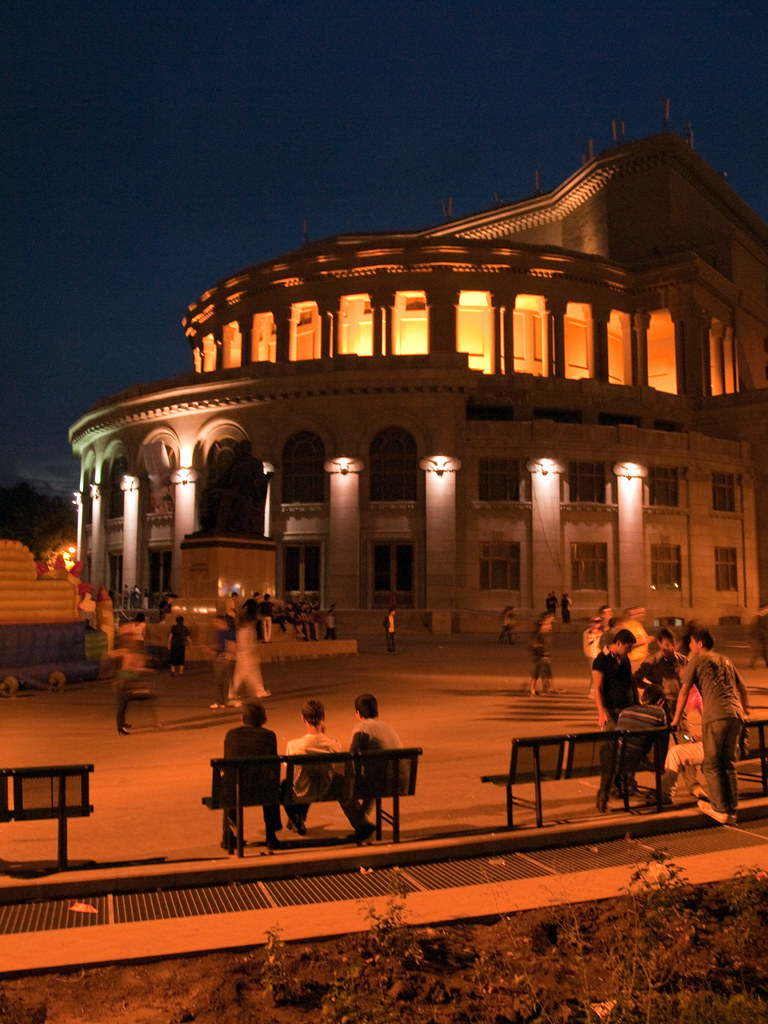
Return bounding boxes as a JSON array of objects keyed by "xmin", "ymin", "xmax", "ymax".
[{"xmin": 222, "ymin": 702, "xmax": 282, "ymax": 849}]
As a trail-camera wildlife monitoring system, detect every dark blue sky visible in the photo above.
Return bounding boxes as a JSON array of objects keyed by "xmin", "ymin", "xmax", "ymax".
[{"xmin": 3, "ymin": 1, "xmax": 767, "ymax": 496}]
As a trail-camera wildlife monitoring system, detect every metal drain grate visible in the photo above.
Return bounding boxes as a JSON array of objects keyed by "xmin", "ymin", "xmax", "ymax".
[
  {"xmin": 263, "ymin": 866, "xmax": 409, "ymax": 907},
  {"xmin": 0, "ymin": 895, "xmax": 109, "ymax": 934},
  {"xmin": 529, "ymin": 838, "xmax": 649, "ymax": 874},
  {"xmin": 403, "ymin": 854, "xmax": 551, "ymax": 891},
  {"xmin": 645, "ymin": 826, "xmax": 768, "ymax": 859},
  {"xmin": 114, "ymin": 882, "xmax": 273, "ymax": 924}
]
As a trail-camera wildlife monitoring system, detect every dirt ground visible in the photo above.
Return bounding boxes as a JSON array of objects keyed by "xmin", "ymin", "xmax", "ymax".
[{"xmin": 2, "ymin": 859, "xmax": 768, "ymax": 1024}]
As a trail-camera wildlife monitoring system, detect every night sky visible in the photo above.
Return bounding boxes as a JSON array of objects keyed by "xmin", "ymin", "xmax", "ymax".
[{"xmin": 3, "ymin": 1, "xmax": 767, "ymax": 496}]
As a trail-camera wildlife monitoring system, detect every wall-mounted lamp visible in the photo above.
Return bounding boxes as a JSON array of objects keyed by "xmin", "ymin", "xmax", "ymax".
[
  {"xmin": 613, "ymin": 462, "xmax": 647, "ymax": 480},
  {"xmin": 171, "ymin": 467, "xmax": 197, "ymax": 487},
  {"xmin": 72, "ymin": 491, "xmax": 82, "ymax": 509},
  {"xmin": 324, "ymin": 457, "xmax": 363, "ymax": 476},
  {"xmin": 525, "ymin": 458, "xmax": 564, "ymax": 477},
  {"xmin": 89, "ymin": 483, "xmax": 101, "ymax": 500},
  {"xmin": 419, "ymin": 455, "xmax": 461, "ymax": 477}
]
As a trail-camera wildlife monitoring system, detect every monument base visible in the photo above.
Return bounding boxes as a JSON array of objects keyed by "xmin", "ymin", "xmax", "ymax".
[{"xmin": 180, "ymin": 534, "xmax": 276, "ymax": 606}]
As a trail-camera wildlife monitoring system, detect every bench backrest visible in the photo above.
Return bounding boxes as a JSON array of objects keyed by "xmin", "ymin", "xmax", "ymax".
[
  {"xmin": 209, "ymin": 756, "xmax": 282, "ymax": 809},
  {"xmin": 564, "ymin": 730, "xmax": 622, "ymax": 778},
  {"xmin": 0, "ymin": 765, "xmax": 93, "ymax": 821},
  {"xmin": 509, "ymin": 736, "xmax": 566, "ymax": 784},
  {"xmin": 353, "ymin": 748, "xmax": 420, "ymax": 799}
]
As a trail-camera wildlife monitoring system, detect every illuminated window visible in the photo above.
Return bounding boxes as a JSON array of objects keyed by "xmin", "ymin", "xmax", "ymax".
[
  {"xmin": 651, "ymin": 544, "xmax": 681, "ymax": 590},
  {"xmin": 370, "ymin": 428, "xmax": 418, "ymax": 501},
  {"xmin": 282, "ymin": 432, "xmax": 326, "ymax": 503},
  {"xmin": 512, "ymin": 294, "xmax": 548, "ymax": 376},
  {"xmin": 338, "ymin": 294, "xmax": 373, "ymax": 356},
  {"xmin": 712, "ymin": 472, "xmax": 735, "ymax": 512},
  {"xmin": 563, "ymin": 302, "xmax": 592, "ymax": 380},
  {"xmin": 568, "ymin": 462, "xmax": 605, "ymax": 504},
  {"xmin": 252, "ymin": 312, "xmax": 276, "ymax": 363},
  {"xmin": 202, "ymin": 334, "xmax": 216, "ymax": 372},
  {"xmin": 607, "ymin": 310, "xmax": 632, "ymax": 385},
  {"xmin": 290, "ymin": 301, "xmax": 321, "ymax": 361},
  {"xmin": 221, "ymin": 321, "xmax": 242, "ymax": 368},
  {"xmin": 571, "ymin": 542, "xmax": 607, "ymax": 589},
  {"xmin": 646, "ymin": 310, "xmax": 677, "ymax": 394},
  {"xmin": 648, "ymin": 467, "xmax": 679, "ymax": 508},
  {"xmin": 107, "ymin": 455, "xmax": 128, "ymax": 520},
  {"xmin": 715, "ymin": 547, "xmax": 737, "ymax": 591},
  {"xmin": 456, "ymin": 291, "xmax": 493, "ymax": 374},
  {"xmin": 480, "ymin": 541, "xmax": 520, "ymax": 590},
  {"xmin": 479, "ymin": 458, "xmax": 519, "ymax": 501},
  {"xmin": 392, "ymin": 291, "xmax": 428, "ymax": 355}
]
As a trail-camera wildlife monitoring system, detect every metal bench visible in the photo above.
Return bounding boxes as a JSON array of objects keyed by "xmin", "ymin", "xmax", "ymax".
[
  {"xmin": 0, "ymin": 764, "xmax": 94, "ymax": 869},
  {"xmin": 204, "ymin": 748, "xmax": 422, "ymax": 856}
]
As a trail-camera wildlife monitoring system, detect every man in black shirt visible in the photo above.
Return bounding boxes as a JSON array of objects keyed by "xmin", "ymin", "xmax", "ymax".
[{"xmin": 592, "ymin": 628, "xmax": 637, "ymax": 729}]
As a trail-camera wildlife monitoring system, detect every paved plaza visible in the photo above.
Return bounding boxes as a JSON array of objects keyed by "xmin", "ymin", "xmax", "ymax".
[{"xmin": 2, "ymin": 627, "xmax": 767, "ymax": 872}]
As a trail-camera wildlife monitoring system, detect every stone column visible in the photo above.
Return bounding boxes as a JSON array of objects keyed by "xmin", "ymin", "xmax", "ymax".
[
  {"xmin": 324, "ymin": 457, "xmax": 364, "ymax": 608},
  {"xmin": 671, "ymin": 303, "xmax": 708, "ymax": 397},
  {"xmin": 547, "ymin": 298, "xmax": 567, "ymax": 377},
  {"xmin": 526, "ymin": 458, "xmax": 563, "ymax": 610},
  {"xmin": 170, "ymin": 468, "xmax": 198, "ymax": 594},
  {"xmin": 319, "ymin": 304, "xmax": 335, "ymax": 359},
  {"xmin": 427, "ymin": 293, "xmax": 456, "ymax": 355},
  {"xmin": 591, "ymin": 305, "xmax": 611, "ymax": 383},
  {"xmin": 120, "ymin": 475, "xmax": 141, "ymax": 592},
  {"xmin": 239, "ymin": 319, "xmax": 252, "ymax": 365},
  {"xmin": 708, "ymin": 317, "xmax": 724, "ymax": 395},
  {"xmin": 633, "ymin": 311, "xmax": 650, "ymax": 386},
  {"xmin": 420, "ymin": 456, "xmax": 461, "ymax": 630},
  {"xmin": 74, "ymin": 491, "xmax": 84, "ymax": 564},
  {"xmin": 89, "ymin": 482, "xmax": 104, "ymax": 587},
  {"xmin": 369, "ymin": 289, "xmax": 394, "ymax": 357},
  {"xmin": 613, "ymin": 461, "xmax": 647, "ymax": 610}
]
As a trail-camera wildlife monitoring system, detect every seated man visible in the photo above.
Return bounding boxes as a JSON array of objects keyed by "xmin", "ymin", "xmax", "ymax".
[
  {"xmin": 662, "ymin": 685, "xmax": 707, "ymax": 802},
  {"xmin": 222, "ymin": 702, "xmax": 282, "ymax": 851},
  {"xmin": 632, "ymin": 627, "xmax": 687, "ymax": 722},
  {"xmin": 341, "ymin": 693, "xmax": 403, "ymax": 842},
  {"xmin": 596, "ymin": 684, "xmax": 668, "ymax": 812},
  {"xmin": 283, "ymin": 699, "xmax": 345, "ymax": 835}
]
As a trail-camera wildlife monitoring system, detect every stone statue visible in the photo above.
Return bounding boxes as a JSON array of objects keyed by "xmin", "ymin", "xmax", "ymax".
[{"xmin": 200, "ymin": 440, "xmax": 272, "ymax": 536}]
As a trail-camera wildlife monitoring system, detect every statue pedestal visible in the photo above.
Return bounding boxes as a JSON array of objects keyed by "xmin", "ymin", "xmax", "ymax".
[{"xmin": 180, "ymin": 534, "xmax": 276, "ymax": 605}]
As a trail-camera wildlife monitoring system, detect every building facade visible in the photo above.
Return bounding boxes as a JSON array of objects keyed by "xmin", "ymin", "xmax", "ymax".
[{"xmin": 69, "ymin": 133, "xmax": 768, "ymax": 627}]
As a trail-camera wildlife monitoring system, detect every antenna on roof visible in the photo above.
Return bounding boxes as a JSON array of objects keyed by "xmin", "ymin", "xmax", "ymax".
[
  {"xmin": 611, "ymin": 119, "xmax": 626, "ymax": 143},
  {"xmin": 588, "ymin": 138, "xmax": 594, "ymax": 161},
  {"xmin": 663, "ymin": 97, "xmax": 670, "ymax": 129},
  {"xmin": 534, "ymin": 166, "xmax": 540, "ymax": 195},
  {"xmin": 441, "ymin": 196, "xmax": 453, "ymax": 220},
  {"xmin": 302, "ymin": 218, "xmax": 310, "ymax": 245},
  {"xmin": 685, "ymin": 120, "xmax": 695, "ymax": 149}
]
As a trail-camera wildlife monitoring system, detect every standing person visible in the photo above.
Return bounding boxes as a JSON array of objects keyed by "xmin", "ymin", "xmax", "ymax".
[
  {"xmin": 560, "ymin": 593, "xmax": 572, "ymax": 623},
  {"xmin": 384, "ymin": 606, "xmax": 397, "ymax": 654},
  {"xmin": 592, "ymin": 628, "xmax": 637, "ymax": 728},
  {"xmin": 341, "ymin": 693, "xmax": 403, "ymax": 842},
  {"xmin": 324, "ymin": 604, "xmax": 337, "ymax": 640},
  {"xmin": 167, "ymin": 615, "xmax": 191, "ymax": 677},
  {"xmin": 221, "ymin": 703, "xmax": 282, "ymax": 851},
  {"xmin": 671, "ymin": 627, "xmax": 750, "ymax": 825},
  {"xmin": 232, "ymin": 611, "xmax": 271, "ymax": 701},
  {"xmin": 546, "ymin": 591, "xmax": 558, "ymax": 618},
  {"xmin": 598, "ymin": 605, "xmax": 615, "ymax": 647},
  {"xmin": 283, "ymin": 699, "xmax": 344, "ymax": 835},
  {"xmin": 497, "ymin": 605, "xmax": 516, "ymax": 644},
  {"xmin": 258, "ymin": 593, "xmax": 274, "ymax": 643},
  {"xmin": 528, "ymin": 613, "xmax": 555, "ymax": 696},
  {"xmin": 632, "ymin": 627, "xmax": 686, "ymax": 722},
  {"xmin": 582, "ymin": 615, "xmax": 603, "ymax": 695},
  {"xmin": 208, "ymin": 614, "xmax": 236, "ymax": 709}
]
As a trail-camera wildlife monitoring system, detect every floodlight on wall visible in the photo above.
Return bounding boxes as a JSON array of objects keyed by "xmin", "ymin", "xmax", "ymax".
[
  {"xmin": 525, "ymin": 458, "xmax": 564, "ymax": 477},
  {"xmin": 121, "ymin": 475, "xmax": 139, "ymax": 493},
  {"xmin": 613, "ymin": 462, "xmax": 647, "ymax": 480},
  {"xmin": 324, "ymin": 457, "xmax": 364, "ymax": 476},
  {"xmin": 89, "ymin": 483, "xmax": 101, "ymax": 500},
  {"xmin": 171, "ymin": 468, "xmax": 197, "ymax": 487},
  {"xmin": 419, "ymin": 455, "xmax": 461, "ymax": 477},
  {"xmin": 72, "ymin": 491, "xmax": 82, "ymax": 509}
]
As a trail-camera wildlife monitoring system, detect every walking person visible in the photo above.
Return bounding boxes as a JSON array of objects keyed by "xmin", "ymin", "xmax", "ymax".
[
  {"xmin": 497, "ymin": 605, "xmax": 516, "ymax": 644},
  {"xmin": 582, "ymin": 615, "xmax": 603, "ymax": 696},
  {"xmin": 671, "ymin": 627, "xmax": 750, "ymax": 825},
  {"xmin": 384, "ymin": 606, "xmax": 397, "ymax": 654},
  {"xmin": 324, "ymin": 604, "xmax": 337, "ymax": 640},
  {"xmin": 167, "ymin": 615, "xmax": 191, "ymax": 677},
  {"xmin": 528, "ymin": 613, "xmax": 555, "ymax": 695},
  {"xmin": 232, "ymin": 610, "xmax": 271, "ymax": 701}
]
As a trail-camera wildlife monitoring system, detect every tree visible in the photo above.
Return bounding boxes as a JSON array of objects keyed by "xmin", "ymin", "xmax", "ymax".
[{"xmin": 0, "ymin": 482, "xmax": 77, "ymax": 564}]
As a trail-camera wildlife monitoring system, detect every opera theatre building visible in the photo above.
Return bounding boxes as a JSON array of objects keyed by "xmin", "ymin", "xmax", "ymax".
[{"xmin": 69, "ymin": 133, "xmax": 768, "ymax": 629}]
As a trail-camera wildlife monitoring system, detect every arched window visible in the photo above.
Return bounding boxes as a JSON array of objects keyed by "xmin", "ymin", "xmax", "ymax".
[
  {"xmin": 369, "ymin": 428, "xmax": 418, "ymax": 501},
  {"xmin": 282, "ymin": 432, "xmax": 326, "ymax": 503},
  {"xmin": 107, "ymin": 456, "xmax": 128, "ymax": 519}
]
